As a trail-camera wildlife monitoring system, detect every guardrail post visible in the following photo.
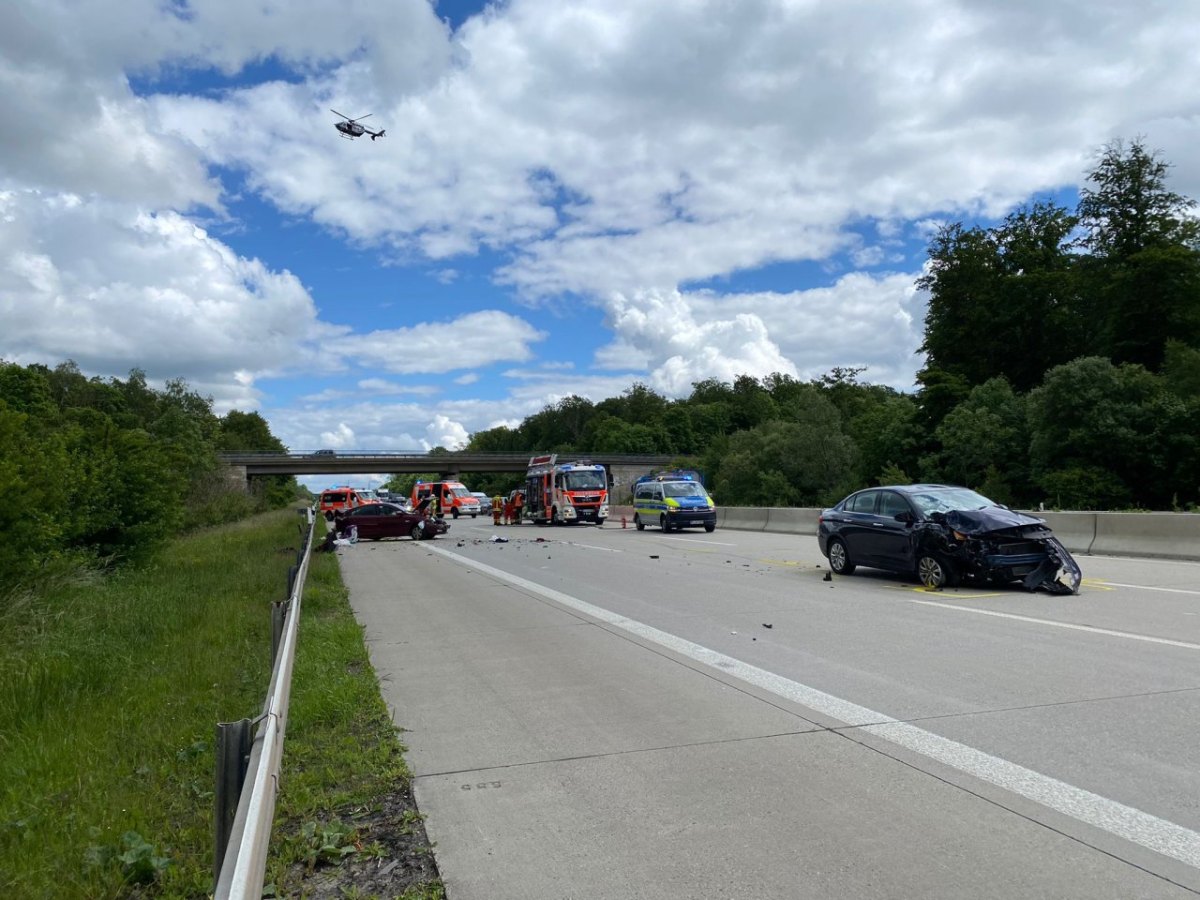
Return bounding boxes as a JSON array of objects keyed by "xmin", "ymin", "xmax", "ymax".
[
  {"xmin": 286, "ymin": 564, "xmax": 298, "ymax": 597},
  {"xmin": 271, "ymin": 601, "xmax": 287, "ymax": 664},
  {"xmin": 214, "ymin": 718, "xmax": 252, "ymax": 884}
]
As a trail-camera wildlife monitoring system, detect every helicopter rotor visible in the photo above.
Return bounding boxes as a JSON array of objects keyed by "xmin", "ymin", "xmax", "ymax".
[{"xmin": 331, "ymin": 109, "xmax": 372, "ymax": 123}]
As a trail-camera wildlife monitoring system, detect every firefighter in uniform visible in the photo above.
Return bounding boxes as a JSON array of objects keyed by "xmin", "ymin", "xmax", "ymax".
[
  {"xmin": 511, "ymin": 490, "xmax": 524, "ymax": 525},
  {"xmin": 492, "ymin": 493, "xmax": 504, "ymax": 526}
]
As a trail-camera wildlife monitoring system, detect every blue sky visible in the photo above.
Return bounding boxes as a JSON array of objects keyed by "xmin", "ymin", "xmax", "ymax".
[{"xmin": 3, "ymin": 0, "xmax": 1199, "ymax": 492}]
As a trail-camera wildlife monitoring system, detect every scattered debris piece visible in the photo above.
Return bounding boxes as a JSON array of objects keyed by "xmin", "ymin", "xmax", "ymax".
[
  {"xmin": 823, "ymin": 571, "xmax": 832, "ymax": 582},
  {"xmin": 762, "ymin": 623, "xmax": 773, "ymax": 629},
  {"xmin": 490, "ymin": 535, "xmax": 509, "ymax": 543},
  {"xmin": 649, "ymin": 555, "xmax": 660, "ymax": 559}
]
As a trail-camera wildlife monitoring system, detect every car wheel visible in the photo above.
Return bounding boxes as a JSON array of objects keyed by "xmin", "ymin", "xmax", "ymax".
[
  {"xmin": 917, "ymin": 553, "xmax": 959, "ymax": 588},
  {"xmin": 596, "ymin": 517, "xmax": 606, "ymax": 526},
  {"xmin": 659, "ymin": 514, "xmax": 672, "ymax": 533},
  {"xmin": 635, "ymin": 514, "xmax": 645, "ymax": 531},
  {"xmin": 704, "ymin": 523, "xmax": 715, "ymax": 533},
  {"xmin": 410, "ymin": 524, "xmax": 425, "ymax": 541},
  {"xmin": 827, "ymin": 538, "xmax": 856, "ymax": 575}
]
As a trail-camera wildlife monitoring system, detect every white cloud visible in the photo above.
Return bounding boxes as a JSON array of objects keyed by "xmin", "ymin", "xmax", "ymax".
[
  {"xmin": 0, "ymin": 190, "xmax": 334, "ymax": 408},
  {"xmin": 423, "ymin": 414, "xmax": 469, "ymax": 451},
  {"xmin": 454, "ymin": 372, "xmax": 480, "ymax": 385},
  {"xmin": 319, "ymin": 422, "xmax": 356, "ymax": 448},
  {"xmin": 143, "ymin": 0, "xmax": 1200, "ymax": 297},
  {"xmin": 6, "ymin": 0, "xmax": 1200, "ymax": 443},
  {"xmin": 344, "ymin": 310, "xmax": 546, "ymax": 374},
  {"xmin": 600, "ymin": 288, "xmax": 796, "ymax": 396}
]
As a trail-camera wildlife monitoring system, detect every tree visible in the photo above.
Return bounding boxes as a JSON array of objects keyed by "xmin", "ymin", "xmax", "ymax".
[
  {"xmin": 1026, "ymin": 357, "xmax": 1163, "ymax": 508},
  {"xmin": 920, "ymin": 377, "xmax": 1030, "ymax": 503},
  {"xmin": 520, "ymin": 395, "xmax": 596, "ymax": 451},
  {"xmin": 917, "ymin": 202, "xmax": 1083, "ymax": 396},
  {"xmin": 713, "ymin": 396, "xmax": 856, "ymax": 507},
  {"xmin": 1077, "ymin": 139, "xmax": 1200, "ymax": 370},
  {"xmin": 219, "ymin": 410, "xmax": 286, "ymax": 453},
  {"xmin": 1078, "ymin": 138, "xmax": 1198, "ymax": 259}
]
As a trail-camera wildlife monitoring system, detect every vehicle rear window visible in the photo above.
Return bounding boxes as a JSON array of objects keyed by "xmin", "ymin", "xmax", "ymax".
[
  {"xmin": 322, "ymin": 492, "xmax": 347, "ymax": 504},
  {"xmin": 845, "ymin": 491, "xmax": 878, "ymax": 513}
]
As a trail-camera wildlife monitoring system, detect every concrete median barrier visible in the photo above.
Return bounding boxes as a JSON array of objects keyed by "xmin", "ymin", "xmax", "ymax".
[
  {"xmin": 1030, "ymin": 511, "xmax": 1096, "ymax": 555},
  {"xmin": 1089, "ymin": 511, "xmax": 1200, "ymax": 560},
  {"xmin": 721, "ymin": 507, "xmax": 767, "ymax": 532},
  {"xmin": 764, "ymin": 507, "xmax": 820, "ymax": 535}
]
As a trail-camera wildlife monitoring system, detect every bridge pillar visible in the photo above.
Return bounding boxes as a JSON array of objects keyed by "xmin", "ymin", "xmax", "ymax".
[
  {"xmin": 223, "ymin": 464, "xmax": 249, "ymax": 493},
  {"xmin": 606, "ymin": 463, "xmax": 656, "ymax": 505}
]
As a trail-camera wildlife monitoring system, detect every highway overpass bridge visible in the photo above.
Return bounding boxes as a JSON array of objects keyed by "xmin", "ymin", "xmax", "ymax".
[{"xmin": 218, "ymin": 452, "xmax": 676, "ymax": 503}]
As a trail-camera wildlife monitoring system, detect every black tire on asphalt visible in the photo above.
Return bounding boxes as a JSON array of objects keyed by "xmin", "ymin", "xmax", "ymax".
[
  {"xmin": 828, "ymin": 537, "xmax": 856, "ymax": 575},
  {"xmin": 635, "ymin": 514, "xmax": 645, "ymax": 531},
  {"xmin": 917, "ymin": 553, "xmax": 959, "ymax": 588}
]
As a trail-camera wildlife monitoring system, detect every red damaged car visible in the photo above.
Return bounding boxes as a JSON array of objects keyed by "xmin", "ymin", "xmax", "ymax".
[{"xmin": 334, "ymin": 499, "xmax": 449, "ymax": 542}]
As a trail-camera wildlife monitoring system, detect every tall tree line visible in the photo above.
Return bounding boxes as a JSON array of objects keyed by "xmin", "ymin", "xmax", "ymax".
[
  {"xmin": 465, "ymin": 140, "xmax": 1200, "ymax": 511},
  {"xmin": 0, "ymin": 360, "xmax": 300, "ymax": 588}
]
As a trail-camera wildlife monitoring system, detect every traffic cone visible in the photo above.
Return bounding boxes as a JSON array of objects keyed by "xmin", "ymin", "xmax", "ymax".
[{"xmin": 621, "ymin": 515, "xmax": 627, "ymax": 528}]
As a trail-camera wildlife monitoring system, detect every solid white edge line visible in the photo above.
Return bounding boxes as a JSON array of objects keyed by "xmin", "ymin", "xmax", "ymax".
[
  {"xmin": 906, "ymin": 599, "xmax": 1200, "ymax": 650},
  {"xmin": 1099, "ymin": 581, "xmax": 1200, "ymax": 597},
  {"xmin": 425, "ymin": 542, "xmax": 1200, "ymax": 870}
]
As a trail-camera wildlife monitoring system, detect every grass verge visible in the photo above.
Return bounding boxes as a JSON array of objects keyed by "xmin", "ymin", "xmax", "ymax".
[
  {"xmin": 0, "ymin": 509, "xmax": 442, "ymax": 898},
  {"xmin": 265, "ymin": 534, "xmax": 443, "ymax": 898}
]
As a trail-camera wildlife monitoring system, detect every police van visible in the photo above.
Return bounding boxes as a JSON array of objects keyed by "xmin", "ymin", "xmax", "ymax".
[{"xmin": 632, "ymin": 470, "xmax": 716, "ymax": 533}]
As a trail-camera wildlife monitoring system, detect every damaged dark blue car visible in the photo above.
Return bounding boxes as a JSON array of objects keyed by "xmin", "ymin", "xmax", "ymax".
[{"xmin": 817, "ymin": 484, "xmax": 1082, "ymax": 594}]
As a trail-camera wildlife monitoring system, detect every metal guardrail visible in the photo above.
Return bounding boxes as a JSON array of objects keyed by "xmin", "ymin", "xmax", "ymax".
[{"xmin": 213, "ymin": 508, "xmax": 316, "ymax": 898}]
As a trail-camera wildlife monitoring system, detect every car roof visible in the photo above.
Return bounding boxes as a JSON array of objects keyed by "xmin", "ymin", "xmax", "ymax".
[{"xmin": 869, "ymin": 484, "xmax": 960, "ymax": 494}]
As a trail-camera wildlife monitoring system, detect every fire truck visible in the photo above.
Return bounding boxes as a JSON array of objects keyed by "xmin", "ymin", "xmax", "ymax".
[{"xmin": 525, "ymin": 454, "xmax": 610, "ymax": 525}]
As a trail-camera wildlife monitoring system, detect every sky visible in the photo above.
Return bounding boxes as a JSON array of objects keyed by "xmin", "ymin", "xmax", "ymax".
[{"xmin": 3, "ymin": 0, "xmax": 1200, "ymax": 491}]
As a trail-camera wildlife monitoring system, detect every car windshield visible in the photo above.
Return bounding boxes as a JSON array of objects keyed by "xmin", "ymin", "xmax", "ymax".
[
  {"xmin": 663, "ymin": 482, "xmax": 705, "ymax": 498},
  {"xmin": 564, "ymin": 471, "xmax": 605, "ymax": 490},
  {"xmin": 448, "ymin": 486, "xmax": 471, "ymax": 498},
  {"xmin": 907, "ymin": 487, "xmax": 995, "ymax": 516}
]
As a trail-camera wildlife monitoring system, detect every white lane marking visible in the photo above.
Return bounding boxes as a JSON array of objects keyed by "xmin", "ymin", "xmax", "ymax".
[
  {"xmin": 1099, "ymin": 581, "xmax": 1200, "ymax": 597},
  {"xmin": 564, "ymin": 542, "xmax": 623, "ymax": 553},
  {"xmin": 905, "ymin": 599, "xmax": 1200, "ymax": 650},
  {"xmin": 425, "ymin": 544, "xmax": 1200, "ymax": 870}
]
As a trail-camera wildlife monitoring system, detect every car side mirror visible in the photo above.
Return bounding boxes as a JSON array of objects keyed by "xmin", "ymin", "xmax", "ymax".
[{"xmin": 894, "ymin": 511, "xmax": 915, "ymax": 524}]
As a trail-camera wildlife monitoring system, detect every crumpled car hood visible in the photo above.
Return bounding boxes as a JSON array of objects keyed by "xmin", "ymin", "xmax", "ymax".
[{"xmin": 941, "ymin": 507, "xmax": 1046, "ymax": 535}]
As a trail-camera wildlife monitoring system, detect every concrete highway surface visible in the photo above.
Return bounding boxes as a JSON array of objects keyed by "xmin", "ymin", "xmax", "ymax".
[{"xmin": 337, "ymin": 517, "xmax": 1200, "ymax": 899}]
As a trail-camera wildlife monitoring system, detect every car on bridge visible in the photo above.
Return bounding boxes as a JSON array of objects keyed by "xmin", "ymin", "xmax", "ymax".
[
  {"xmin": 334, "ymin": 499, "xmax": 449, "ymax": 541},
  {"xmin": 817, "ymin": 484, "xmax": 1081, "ymax": 593}
]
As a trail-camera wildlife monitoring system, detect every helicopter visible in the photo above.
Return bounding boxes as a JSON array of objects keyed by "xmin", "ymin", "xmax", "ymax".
[{"xmin": 332, "ymin": 109, "xmax": 386, "ymax": 141}]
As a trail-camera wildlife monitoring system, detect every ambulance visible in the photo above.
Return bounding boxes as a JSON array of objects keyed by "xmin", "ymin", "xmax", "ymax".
[
  {"xmin": 318, "ymin": 486, "xmax": 365, "ymax": 521},
  {"xmin": 410, "ymin": 480, "xmax": 482, "ymax": 518},
  {"xmin": 524, "ymin": 454, "xmax": 609, "ymax": 525},
  {"xmin": 632, "ymin": 469, "xmax": 716, "ymax": 533}
]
